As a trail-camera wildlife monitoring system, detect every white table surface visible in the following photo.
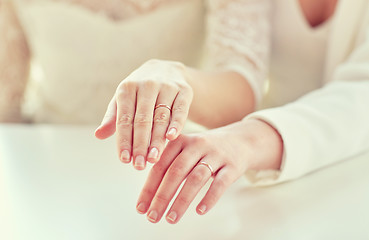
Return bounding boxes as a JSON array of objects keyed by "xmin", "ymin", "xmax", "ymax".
[{"xmin": 0, "ymin": 124, "xmax": 368, "ymax": 240}]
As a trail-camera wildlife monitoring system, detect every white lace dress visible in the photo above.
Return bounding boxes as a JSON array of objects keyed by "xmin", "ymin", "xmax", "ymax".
[
  {"xmin": 8, "ymin": 0, "xmax": 203, "ymax": 123},
  {"xmin": 0, "ymin": 0, "xmax": 270, "ymax": 124},
  {"xmin": 4, "ymin": 0, "xmax": 369, "ymax": 186}
]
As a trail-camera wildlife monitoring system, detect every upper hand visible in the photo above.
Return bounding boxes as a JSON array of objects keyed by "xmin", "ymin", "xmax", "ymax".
[{"xmin": 95, "ymin": 59, "xmax": 193, "ymax": 170}]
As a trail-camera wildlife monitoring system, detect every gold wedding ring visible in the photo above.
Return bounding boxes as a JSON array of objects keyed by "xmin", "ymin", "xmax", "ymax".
[
  {"xmin": 155, "ymin": 104, "xmax": 172, "ymax": 111},
  {"xmin": 198, "ymin": 161, "xmax": 215, "ymax": 176}
]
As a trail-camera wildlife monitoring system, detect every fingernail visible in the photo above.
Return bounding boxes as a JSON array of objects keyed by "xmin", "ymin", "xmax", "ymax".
[
  {"xmin": 120, "ymin": 150, "xmax": 130, "ymax": 163},
  {"xmin": 198, "ymin": 205, "xmax": 207, "ymax": 215},
  {"xmin": 94, "ymin": 126, "xmax": 100, "ymax": 132},
  {"xmin": 135, "ymin": 155, "xmax": 145, "ymax": 170},
  {"xmin": 136, "ymin": 202, "xmax": 147, "ymax": 214},
  {"xmin": 167, "ymin": 211, "xmax": 177, "ymax": 223},
  {"xmin": 148, "ymin": 147, "xmax": 159, "ymax": 160},
  {"xmin": 167, "ymin": 128, "xmax": 177, "ymax": 137},
  {"xmin": 94, "ymin": 126, "xmax": 102, "ymax": 136},
  {"xmin": 147, "ymin": 210, "xmax": 158, "ymax": 223}
]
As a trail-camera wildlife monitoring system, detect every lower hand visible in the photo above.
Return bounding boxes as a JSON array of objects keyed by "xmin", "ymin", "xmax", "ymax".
[{"xmin": 135, "ymin": 119, "xmax": 283, "ymax": 224}]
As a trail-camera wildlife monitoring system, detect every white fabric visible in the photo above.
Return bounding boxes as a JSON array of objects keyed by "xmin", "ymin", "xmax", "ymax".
[
  {"xmin": 246, "ymin": 0, "xmax": 369, "ymax": 185},
  {"xmin": 5, "ymin": 0, "xmax": 369, "ymax": 185},
  {"xmin": 203, "ymin": 0, "xmax": 271, "ymax": 105},
  {"xmin": 12, "ymin": 0, "xmax": 205, "ymax": 123},
  {"xmin": 262, "ymin": 0, "xmax": 331, "ymax": 109}
]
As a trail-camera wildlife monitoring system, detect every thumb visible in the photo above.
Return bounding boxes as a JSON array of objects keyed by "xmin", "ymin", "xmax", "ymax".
[{"xmin": 95, "ymin": 96, "xmax": 117, "ymax": 139}]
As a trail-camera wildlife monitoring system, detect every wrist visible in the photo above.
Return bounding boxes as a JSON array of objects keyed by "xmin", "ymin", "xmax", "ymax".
[{"xmin": 242, "ymin": 118, "xmax": 284, "ymax": 171}]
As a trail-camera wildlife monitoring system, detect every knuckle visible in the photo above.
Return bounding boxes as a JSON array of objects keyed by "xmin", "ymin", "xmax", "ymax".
[
  {"xmin": 168, "ymin": 165, "xmax": 184, "ymax": 179},
  {"xmin": 189, "ymin": 169, "xmax": 206, "ymax": 183},
  {"xmin": 178, "ymin": 84, "xmax": 192, "ymax": 94},
  {"xmin": 172, "ymin": 101, "xmax": 187, "ymax": 113},
  {"xmin": 141, "ymin": 79, "xmax": 158, "ymax": 89},
  {"xmin": 155, "ymin": 192, "xmax": 170, "ymax": 204},
  {"xmin": 134, "ymin": 113, "xmax": 152, "ymax": 126},
  {"xmin": 117, "ymin": 113, "xmax": 134, "ymax": 127},
  {"xmin": 117, "ymin": 81, "xmax": 136, "ymax": 95},
  {"xmin": 176, "ymin": 195, "xmax": 191, "ymax": 206},
  {"xmin": 115, "ymin": 88, "xmax": 125, "ymax": 99},
  {"xmin": 154, "ymin": 111, "xmax": 170, "ymax": 124},
  {"xmin": 142, "ymin": 187, "xmax": 156, "ymax": 198},
  {"xmin": 162, "ymin": 83, "xmax": 179, "ymax": 93},
  {"xmin": 118, "ymin": 137, "xmax": 130, "ymax": 146}
]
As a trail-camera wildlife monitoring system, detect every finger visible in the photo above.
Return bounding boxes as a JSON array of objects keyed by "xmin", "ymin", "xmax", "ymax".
[
  {"xmin": 147, "ymin": 89, "xmax": 178, "ymax": 163},
  {"xmin": 115, "ymin": 82, "xmax": 137, "ymax": 164},
  {"xmin": 132, "ymin": 82, "xmax": 159, "ymax": 170},
  {"xmin": 196, "ymin": 167, "xmax": 235, "ymax": 215},
  {"xmin": 136, "ymin": 139, "xmax": 183, "ymax": 215},
  {"xmin": 166, "ymin": 90, "xmax": 192, "ymax": 141},
  {"xmin": 166, "ymin": 156, "xmax": 220, "ymax": 224},
  {"xmin": 95, "ymin": 96, "xmax": 117, "ymax": 140},
  {"xmin": 146, "ymin": 146, "xmax": 204, "ymax": 223}
]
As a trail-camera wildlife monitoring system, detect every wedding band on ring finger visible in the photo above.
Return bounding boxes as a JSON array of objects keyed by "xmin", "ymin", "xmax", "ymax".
[
  {"xmin": 197, "ymin": 161, "xmax": 215, "ymax": 176},
  {"xmin": 155, "ymin": 104, "xmax": 172, "ymax": 112}
]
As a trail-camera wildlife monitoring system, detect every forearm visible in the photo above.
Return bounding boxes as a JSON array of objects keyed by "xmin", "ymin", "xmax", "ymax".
[
  {"xmin": 185, "ymin": 67, "xmax": 256, "ymax": 129},
  {"xmin": 0, "ymin": 0, "xmax": 30, "ymax": 122}
]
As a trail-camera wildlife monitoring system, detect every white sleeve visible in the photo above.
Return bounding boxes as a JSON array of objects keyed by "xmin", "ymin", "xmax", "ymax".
[
  {"xmin": 203, "ymin": 0, "xmax": 271, "ymax": 105},
  {"xmin": 244, "ymin": 23, "xmax": 369, "ymax": 185}
]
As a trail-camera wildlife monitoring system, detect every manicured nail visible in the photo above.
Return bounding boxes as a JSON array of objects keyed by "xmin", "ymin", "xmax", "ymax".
[
  {"xmin": 120, "ymin": 150, "xmax": 130, "ymax": 163},
  {"xmin": 147, "ymin": 210, "xmax": 158, "ymax": 223},
  {"xmin": 198, "ymin": 205, "xmax": 207, "ymax": 215},
  {"xmin": 167, "ymin": 128, "xmax": 177, "ymax": 138},
  {"xmin": 94, "ymin": 126, "xmax": 101, "ymax": 132},
  {"xmin": 135, "ymin": 155, "xmax": 145, "ymax": 170},
  {"xmin": 167, "ymin": 211, "xmax": 177, "ymax": 223},
  {"xmin": 148, "ymin": 148, "xmax": 159, "ymax": 160},
  {"xmin": 136, "ymin": 202, "xmax": 147, "ymax": 214},
  {"xmin": 94, "ymin": 126, "xmax": 102, "ymax": 136}
]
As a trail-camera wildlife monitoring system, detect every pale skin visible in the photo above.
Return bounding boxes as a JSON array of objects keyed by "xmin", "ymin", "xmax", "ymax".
[
  {"xmin": 94, "ymin": 0, "xmax": 338, "ymax": 224},
  {"xmin": 94, "ymin": 60, "xmax": 284, "ymax": 224},
  {"xmin": 1, "ymin": 0, "xmax": 337, "ymax": 224}
]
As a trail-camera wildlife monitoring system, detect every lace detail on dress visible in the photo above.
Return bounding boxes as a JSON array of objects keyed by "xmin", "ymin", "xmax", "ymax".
[
  {"xmin": 0, "ymin": 0, "xmax": 30, "ymax": 122},
  {"xmin": 23, "ymin": 0, "xmax": 183, "ymax": 21},
  {"xmin": 204, "ymin": 0, "xmax": 271, "ymax": 104}
]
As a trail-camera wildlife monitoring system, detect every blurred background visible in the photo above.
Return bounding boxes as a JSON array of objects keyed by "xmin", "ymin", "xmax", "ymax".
[{"xmin": 0, "ymin": 0, "xmax": 206, "ymax": 125}]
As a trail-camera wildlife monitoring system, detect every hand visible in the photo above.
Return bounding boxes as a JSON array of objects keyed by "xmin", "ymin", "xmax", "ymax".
[
  {"xmin": 135, "ymin": 119, "xmax": 283, "ymax": 224},
  {"xmin": 94, "ymin": 59, "xmax": 193, "ymax": 170}
]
